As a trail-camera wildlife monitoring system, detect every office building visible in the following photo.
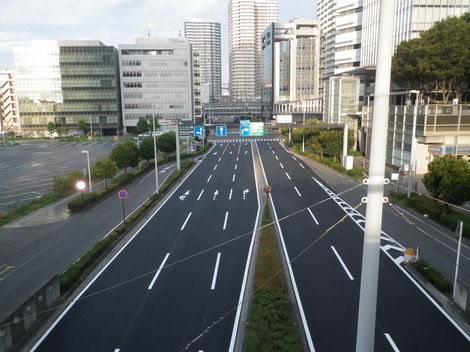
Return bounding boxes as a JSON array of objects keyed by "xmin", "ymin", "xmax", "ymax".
[
  {"xmin": 361, "ymin": 0, "xmax": 469, "ymax": 67},
  {"xmin": 0, "ymin": 70, "xmax": 21, "ymax": 135},
  {"xmin": 261, "ymin": 18, "xmax": 322, "ymax": 119},
  {"xmin": 119, "ymin": 38, "xmax": 199, "ymax": 132},
  {"xmin": 184, "ymin": 19, "xmax": 222, "ymax": 103},
  {"xmin": 228, "ymin": 0, "xmax": 278, "ymax": 102},
  {"xmin": 13, "ymin": 41, "xmax": 121, "ymax": 137}
]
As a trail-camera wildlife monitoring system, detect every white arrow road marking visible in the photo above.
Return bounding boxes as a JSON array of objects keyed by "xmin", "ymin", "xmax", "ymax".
[
  {"xmin": 207, "ymin": 174, "xmax": 212, "ymax": 183},
  {"xmin": 384, "ymin": 333, "xmax": 400, "ymax": 352},
  {"xmin": 213, "ymin": 152, "xmax": 217, "ymax": 155},
  {"xmin": 223, "ymin": 211, "xmax": 229, "ymax": 230},
  {"xmin": 244, "ymin": 151, "xmax": 248, "ymax": 154},
  {"xmin": 213, "ymin": 189, "xmax": 219, "ymax": 200},
  {"xmin": 232, "ymin": 174, "xmax": 236, "ymax": 182},
  {"xmin": 180, "ymin": 212, "xmax": 192, "ymax": 230},
  {"xmin": 197, "ymin": 189, "xmax": 204, "ymax": 200},
  {"xmin": 307, "ymin": 208, "xmax": 319, "ymax": 225},
  {"xmin": 294, "ymin": 186, "xmax": 302, "ymax": 197},
  {"xmin": 148, "ymin": 253, "xmax": 170, "ymax": 289},
  {"xmin": 229, "ymin": 188, "xmax": 233, "ymax": 200},
  {"xmin": 245, "ymin": 143, "xmax": 248, "ymax": 146},
  {"xmin": 243, "ymin": 189, "xmax": 249, "ymax": 199},
  {"xmin": 285, "ymin": 172, "xmax": 291, "ymax": 180},
  {"xmin": 331, "ymin": 246, "xmax": 354, "ymax": 280},
  {"xmin": 230, "ymin": 151, "xmax": 233, "ymax": 155},
  {"xmin": 211, "ymin": 253, "xmax": 222, "ymax": 290},
  {"xmin": 179, "ymin": 190, "xmax": 190, "ymax": 201}
]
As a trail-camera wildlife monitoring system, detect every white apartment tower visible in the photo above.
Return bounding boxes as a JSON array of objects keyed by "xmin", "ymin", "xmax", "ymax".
[
  {"xmin": 361, "ymin": 0, "xmax": 469, "ymax": 67},
  {"xmin": 119, "ymin": 38, "xmax": 199, "ymax": 132},
  {"xmin": 228, "ymin": 0, "xmax": 278, "ymax": 102},
  {"xmin": 184, "ymin": 19, "xmax": 222, "ymax": 103}
]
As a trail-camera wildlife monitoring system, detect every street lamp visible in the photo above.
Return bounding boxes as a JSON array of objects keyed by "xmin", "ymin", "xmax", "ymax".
[
  {"xmin": 81, "ymin": 150, "xmax": 92, "ymax": 193},
  {"xmin": 152, "ymin": 115, "xmax": 159, "ymax": 194},
  {"xmin": 75, "ymin": 180, "xmax": 86, "ymax": 203},
  {"xmin": 301, "ymin": 100, "xmax": 306, "ymax": 152}
]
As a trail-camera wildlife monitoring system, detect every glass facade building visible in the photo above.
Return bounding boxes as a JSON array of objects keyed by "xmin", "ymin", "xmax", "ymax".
[{"xmin": 13, "ymin": 41, "xmax": 121, "ymax": 136}]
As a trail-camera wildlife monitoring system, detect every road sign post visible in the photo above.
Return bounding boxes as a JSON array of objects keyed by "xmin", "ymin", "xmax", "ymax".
[
  {"xmin": 118, "ymin": 190, "xmax": 128, "ymax": 223},
  {"xmin": 240, "ymin": 120, "xmax": 251, "ymax": 136},
  {"xmin": 216, "ymin": 125, "xmax": 227, "ymax": 137}
]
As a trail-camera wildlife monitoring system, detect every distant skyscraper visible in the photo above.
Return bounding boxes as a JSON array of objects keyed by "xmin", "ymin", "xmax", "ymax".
[
  {"xmin": 184, "ymin": 19, "xmax": 222, "ymax": 103},
  {"xmin": 361, "ymin": 0, "xmax": 469, "ymax": 67},
  {"xmin": 228, "ymin": 0, "xmax": 278, "ymax": 102},
  {"xmin": 13, "ymin": 41, "xmax": 121, "ymax": 137}
]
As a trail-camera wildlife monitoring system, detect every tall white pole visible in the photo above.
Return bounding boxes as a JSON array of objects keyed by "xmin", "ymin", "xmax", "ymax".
[
  {"xmin": 153, "ymin": 116, "xmax": 159, "ymax": 194},
  {"xmin": 302, "ymin": 100, "xmax": 306, "ymax": 152},
  {"xmin": 176, "ymin": 121, "xmax": 181, "ymax": 171},
  {"xmin": 355, "ymin": 1, "xmax": 395, "ymax": 351},
  {"xmin": 343, "ymin": 123, "xmax": 349, "ymax": 167},
  {"xmin": 453, "ymin": 221, "xmax": 463, "ymax": 300},
  {"xmin": 89, "ymin": 115, "xmax": 93, "ymax": 138}
]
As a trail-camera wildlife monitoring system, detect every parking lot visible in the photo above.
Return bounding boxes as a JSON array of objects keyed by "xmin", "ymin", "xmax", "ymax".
[{"xmin": 0, "ymin": 139, "xmax": 121, "ymax": 211}]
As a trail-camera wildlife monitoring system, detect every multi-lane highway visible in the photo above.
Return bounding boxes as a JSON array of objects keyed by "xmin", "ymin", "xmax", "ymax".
[
  {"xmin": 27, "ymin": 130, "xmax": 470, "ymax": 351},
  {"xmin": 31, "ymin": 141, "xmax": 261, "ymax": 351}
]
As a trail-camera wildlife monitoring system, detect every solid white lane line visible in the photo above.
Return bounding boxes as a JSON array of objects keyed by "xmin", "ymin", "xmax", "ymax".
[
  {"xmin": 275, "ymin": 156, "xmax": 279, "ymax": 160},
  {"xmin": 280, "ymin": 162, "xmax": 284, "ymax": 169},
  {"xmin": 384, "ymin": 333, "xmax": 400, "ymax": 352},
  {"xmin": 229, "ymin": 188, "xmax": 233, "ymax": 200},
  {"xmin": 223, "ymin": 211, "xmax": 229, "ymax": 230},
  {"xmin": 235, "ymin": 164, "xmax": 238, "ymax": 170},
  {"xmin": 181, "ymin": 212, "xmax": 192, "ymax": 231},
  {"xmin": 210, "ymin": 253, "xmax": 222, "ymax": 290},
  {"xmin": 214, "ymin": 164, "xmax": 218, "ymax": 170},
  {"xmin": 197, "ymin": 189, "xmax": 204, "ymax": 200},
  {"xmin": 294, "ymin": 186, "xmax": 302, "ymax": 197},
  {"xmin": 307, "ymin": 208, "xmax": 319, "ymax": 225},
  {"xmin": 207, "ymin": 174, "xmax": 212, "ymax": 183},
  {"xmin": 331, "ymin": 246, "xmax": 354, "ymax": 280},
  {"xmin": 232, "ymin": 174, "xmax": 236, "ymax": 182},
  {"xmin": 299, "ymin": 162, "xmax": 305, "ymax": 169},
  {"xmin": 148, "ymin": 253, "xmax": 170, "ymax": 290},
  {"xmin": 285, "ymin": 172, "xmax": 291, "ymax": 180}
]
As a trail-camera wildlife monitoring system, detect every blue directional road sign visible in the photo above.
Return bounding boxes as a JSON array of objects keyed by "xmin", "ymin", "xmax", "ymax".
[
  {"xmin": 216, "ymin": 125, "xmax": 227, "ymax": 136},
  {"xmin": 240, "ymin": 120, "xmax": 251, "ymax": 136},
  {"xmin": 194, "ymin": 126, "xmax": 205, "ymax": 137}
]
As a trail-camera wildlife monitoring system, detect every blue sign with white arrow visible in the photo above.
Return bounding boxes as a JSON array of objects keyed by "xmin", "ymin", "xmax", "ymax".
[
  {"xmin": 216, "ymin": 125, "xmax": 227, "ymax": 136},
  {"xmin": 240, "ymin": 125, "xmax": 250, "ymax": 136},
  {"xmin": 194, "ymin": 126, "xmax": 205, "ymax": 137}
]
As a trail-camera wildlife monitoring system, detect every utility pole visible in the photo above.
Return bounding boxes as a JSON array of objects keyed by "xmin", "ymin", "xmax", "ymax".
[
  {"xmin": 176, "ymin": 121, "xmax": 181, "ymax": 171},
  {"xmin": 152, "ymin": 115, "xmax": 159, "ymax": 194},
  {"xmin": 343, "ymin": 123, "xmax": 349, "ymax": 167},
  {"xmin": 453, "ymin": 221, "xmax": 464, "ymax": 300},
  {"xmin": 355, "ymin": 1, "xmax": 395, "ymax": 351}
]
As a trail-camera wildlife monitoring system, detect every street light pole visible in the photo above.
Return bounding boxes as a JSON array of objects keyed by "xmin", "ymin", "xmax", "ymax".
[
  {"xmin": 89, "ymin": 115, "xmax": 93, "ymax": 138},
  {"xmin": 81, "ymin": 150, "xmax": 92, "ymax": 193},
  {"xmin": 152, "ymin": 115, "xmax": 159, "ymax": 194},
  {"xmin": 302, "ymin": 100, "xmax": 306, "ymax": 152}
]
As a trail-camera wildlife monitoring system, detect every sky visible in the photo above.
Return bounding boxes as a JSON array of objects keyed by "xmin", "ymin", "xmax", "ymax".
[{"xmin": 0, "ymin": 0, "xmax": 316, "ymax": 84}]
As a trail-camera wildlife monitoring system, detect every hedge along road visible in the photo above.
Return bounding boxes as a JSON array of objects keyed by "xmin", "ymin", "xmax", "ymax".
[
  {"xmin": 0, "ymin": 139, "xmax": 117, "ymax": 209},
  {"xmin": 0, "ymin": 155, "xmax": 176, "ymax": 325}
]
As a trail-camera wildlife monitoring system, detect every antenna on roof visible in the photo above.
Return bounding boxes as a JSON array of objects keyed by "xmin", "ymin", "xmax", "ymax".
[{"xmin": 178, "ymin": 30, "xmax": 182, "ymax": 38}]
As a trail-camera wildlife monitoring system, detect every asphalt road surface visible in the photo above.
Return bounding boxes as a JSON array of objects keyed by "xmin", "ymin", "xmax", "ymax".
[
  {"xmin": 257, "ymin": 141, "xmax": 470, "ymax": 351},
  {"xmin": 31, "ymin": 141, "xmax": 260, "ymax": 351}
]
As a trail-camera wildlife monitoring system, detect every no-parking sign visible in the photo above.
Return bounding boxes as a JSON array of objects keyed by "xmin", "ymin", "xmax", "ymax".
[{"xmin": 118, "ymin": 190, "xmax": 128, "ymax": 199}]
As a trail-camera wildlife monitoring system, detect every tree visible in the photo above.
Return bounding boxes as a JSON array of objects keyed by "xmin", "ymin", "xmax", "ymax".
[
  {"xmin": 139, "ymin": 137, "xmax": 155, "ymax": 162},
  {"xmin": 392, "ymin": 13, "xmax": 470, "ymax": 103},
  {"xmin": 91, "ymin": 156, "xmax": 118, "ymax": 187},
  {"xmin": 78, "ymin": 119, "xmax": 88, "ymax": 136},
  {"xmin": 137, "ymin": 118, "xmax": 150, "ymax": 134},
  {"xmin": 47, "ymin": 122, "xmax": 56, "ymax": 138},
  {"xmin": 110, "ymin": 141, "xmax": 139, "ymax": 174},
  {"xmin": 53, "ymin": 170, "xmax": 84, "ymax": 194},
  {"xmin": 156, "ymin": 132, "xmax": 176, "ymax": 154},
  {"xmin": 422, "ymin": 155, "xmax": 470, "ymax": 213}
]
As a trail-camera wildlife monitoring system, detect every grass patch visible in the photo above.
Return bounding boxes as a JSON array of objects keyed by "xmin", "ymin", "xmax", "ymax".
[
  {"xmin": 59, "ymin": 161, "xmax": 193, "ymax": 294},
  {"xmin": 414, "ymin": 258, "xmax": 452, "ymax": 294},
  {"xmin": 388, "ymin": 191, "xmax": 470, "ymax": 239},
  {"xmin": 0, "ymin": 192, "xmax": 65, "ymax": 226},
  {"xmin": 245, "ymin": 206, "xmax": 302, "ymax": 352}
]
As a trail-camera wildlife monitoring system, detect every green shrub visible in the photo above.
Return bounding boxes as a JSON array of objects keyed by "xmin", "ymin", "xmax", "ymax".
[
  {"xmin": 415, "ymin": 259, "xmax": 452, "ymax": 293},
  {"xmin": 439, "ymin": 213, "xmax": 470, "ymax": 239},
  {"xmin": 407, "ymin": 195, "xmax": 442, "ymax": 220},
  {"xmin": 53, "ymin": 170, "xmax": 84, "ymax": 194},
  {"xmin": 67, "ymin": 192, "xmax": 101, "ymax": 212}
]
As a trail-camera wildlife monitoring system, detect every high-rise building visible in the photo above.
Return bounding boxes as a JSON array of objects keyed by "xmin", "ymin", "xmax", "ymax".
[
  {"xmin": 361, "ymin": 0, "xmax": 469, "ymax": 67},
  {"xmin": 228, "ymin": 0, "xmax": 278, "ymax": 102},
  {"xmin": 261, "ymin": 18, "xmax": 322, "ymax": 118},
  {"xmin": 119, "ymin": 38, "xmax": 199, "ymax": 132},
  {"xmin": 13, "ymin": 40, "xmax": 121, "ymax": 137},
  {"xmin": 0, "ymin": 70, "xmax": 21, "ymax": 135},
  {"xmin": 184, "ymin": 19, "xmax": 222, "ymax": 103}
]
